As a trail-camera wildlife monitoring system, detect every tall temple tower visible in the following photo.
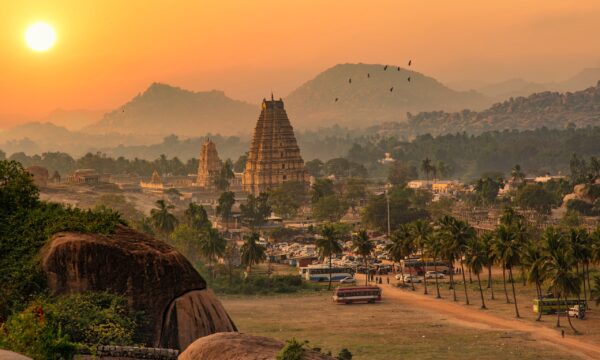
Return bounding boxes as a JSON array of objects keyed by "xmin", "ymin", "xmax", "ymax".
[
  {"xmin": 242, "ymin": 96, "xmax": 308, "ymax": 194},
  {"xmin": 196, "ymin": 138, "xmax": 223, "ymax": 189}
]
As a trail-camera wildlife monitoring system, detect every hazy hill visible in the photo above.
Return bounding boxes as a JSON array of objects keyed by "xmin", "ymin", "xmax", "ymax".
[
  {"xmin": 391, "ymin": 81, "xmax": 600, "ymax": 137},
  {"xmin": 41, "ymin": 108, "xmax": 106, "ymax": 131},
  {"xmin": 476, "ymin": 68, "xmax": 600, "ymax": 102},
  {"xmin": 283, "ymin": 63, "xmax": 488, "ymax": 128},
  {"xmin": 83, "ymin": 83, "xmax": 258, "ymax": 136}
]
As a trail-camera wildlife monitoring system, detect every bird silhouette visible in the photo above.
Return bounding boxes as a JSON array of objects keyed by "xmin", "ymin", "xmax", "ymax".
[
  {"xmin": 408, "ymin": 60, "xmax": 412, "ymax": 66},
  {"xmin": 390, "ymin": 87, "xmax": 394, "ymax": 92},
  {"xmin": 335, "ymin": 98, "xmax": 339, "ymax": 102},
  {"xmin": 349, "ymin": 78, "xmax": 352, "ymax": 84},
  {"xmin": 397, "ymin": 67, "xmax": 400, "ymax": 71},
  {"xmin": 384, "ymin": 65, "xmax": 388, "ymax": 71},
  {"xmin": 367, "ymin": 73, "xmax": 370, "ymax": 78},
  {"xmin": 407, "ymin": 77, "xmax": 411, "ymax": 82}
]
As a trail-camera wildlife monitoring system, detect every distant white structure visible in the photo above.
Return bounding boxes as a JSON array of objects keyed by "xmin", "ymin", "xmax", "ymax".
[{"xmin": 379, "ymin": 152, "xmax": 396, "ymax": 165}]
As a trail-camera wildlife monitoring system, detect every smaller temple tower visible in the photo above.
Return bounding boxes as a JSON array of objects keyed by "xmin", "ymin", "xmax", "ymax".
[{"xmin": 196, "ymin": 138, "xmax": 223, "ymax": 189}]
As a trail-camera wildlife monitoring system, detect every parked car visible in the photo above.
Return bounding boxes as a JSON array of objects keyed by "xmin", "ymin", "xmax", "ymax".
[
  {"xmin": 568, "ymin": 305, "xmax": 586, "ymax": 319},
  {"xmin": 340, "ymin": 276, "xmax": 357, "ymax": 284},
  {"xmin": 404, "ymin": 274, "xmax": 422, "ymax": 283},
  {"xmin": 425, "ymin": 271, "xmax": 445, "ymax": 279}
]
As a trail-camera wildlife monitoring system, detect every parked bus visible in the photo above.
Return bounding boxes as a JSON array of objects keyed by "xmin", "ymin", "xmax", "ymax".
[
  {"xmin": 400, "ymin": 260, "xmax": 452, "ymax": 275},
  {"xmin": 333, "ymin": 286, "xmax": 382, "ymax": 304},
  {"xmin": 300, "ymin": 264, "xmax": 354, "ymax": 282},
  {"xmin": 533, "ymin": 298, "xmax": 587, "ymax": 314}
]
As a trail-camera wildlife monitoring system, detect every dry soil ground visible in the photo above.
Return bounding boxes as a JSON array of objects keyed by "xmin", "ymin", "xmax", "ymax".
[{"xmin": 223, "ymin": 291, "xmax": 578, "ymax": 360}]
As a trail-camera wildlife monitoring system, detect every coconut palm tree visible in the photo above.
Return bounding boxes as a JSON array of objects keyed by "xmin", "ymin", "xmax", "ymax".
[
  {"xmin": 493, "ymin": 225, "xmax": 513, "ymax": 304},
  {"xmin": 199, "ymin": 227, "xmax": 227, "ymax": 280},
  {"xmin": 465, "ymin": 237, "xmax": 488, "ymax": 309},
  {"xmin": 544, "ymin": 228, "xmax": 581, "ymax": 333},
  {"xmin": 568, "ymin": 228, "xmax": 591, "ymax": 301},
  {"xmin": 150, "ymin": 199, "xmax": 178, "ymax": 235},
  {"xmin": 316, "ymin": 224, "xmax": 343, "ymax": 290},
  {"xmin": 494, "ymin": 224, "xmax": 521, "ymax": 317},
  {"xmin": 480, "ymin": 231, "xmax": 496, "ymax": 300},
  {"xmin": 421, "ymin": 158, "xmax": 433, "ymax": 183},
  {"xmin": 411, "ymin": 219, "xmax": 432, "ymax": 295},
  {"xmin": 427, "ymin": 231, "xmax": 444, "ymax": 298},
  {"xmin": 522, "ymin": 241, "xmax": 549, "ymax": 321},
  {"xmin": 240, "ymin": 232, "xmax": 266, "ymax": 275},
  {"xmin": 590, "ymin": 227, "xmax": 600, "ymax": 300},
  {"xmin": 442, "ymin": 216, "xmax": 475, "ymax": 305},
  {"xmin": 387, "ymin": 228, "xmax": 410, "ymax": 288},
  {"xmin": 353, "ymin": 229, "xmax": 374, "ymax": 286}
]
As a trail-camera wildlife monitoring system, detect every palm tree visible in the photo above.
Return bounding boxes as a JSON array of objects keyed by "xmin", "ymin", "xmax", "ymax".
[
  {"xmin": 443, "ymin": 216, "xmax": 475, "ymax": 305},
  {"xmin": 590, "ymin": 227, "xmax": 600, "ymax": 300},
  {"xmin": 438, "ymin": 216, "xmax": 459, "ymax": 301},
  {"xmin": 386, "ymin": 228, "xmax": 409, "ymax": 288},
  {"xmin": 480, "ymin": 232, "xmax": 496, "ymax": 300},
  {"xmin": 512, "ymin": 219, "xmax": 529, "ymax": 286},
  {"xmin": 545, "ymin": 231, "xmax": 581, "ymax": 333},
  {"xmin": 568, "ymin": 228, "xmax": 591, "ymax": 301},
  {"xmin": 522, "ymin": 241, "xmax": 548, "ymax": 321},
  {"xmin": 316, "ymin": 224, "xmax": 343, "ymax": 290},
  {"xmin": 494, "ymin": 224, "xmax": 521, "ymax": 317},
  {"xmin": 397, "ymin": 224, "xmax": 416, "ymax": 291},
  {"xmin": 150, "ymin": 199, "xmax": 178, "ymax": 235},
  {"xmin": 199, "ymin": 228, "xmax": 226, "ymax": 280},
  {"xmin": 510, "ymin": 164, "xmax": 525, "ymax": 184},
  {"xmin": 427, "ymin": 231, "xmax": 444, "ymax": 298},
  {"xmin": 465, "ymin": 237, "xmax": 487, "ymax": 309},
  {"xmin": 240, "ymin": 232, "xmax": 266, "ymax": 275},
  {"xmin": 421, "ymin": 158, "xmax": 433, "ymax": 183},
  {"xmin": 352, "ymin": 229, "xmax": 374, "ymax": 286},
  {"xmin": 411, "ymin": 219, "xmax": 432, "ymax": 295}
]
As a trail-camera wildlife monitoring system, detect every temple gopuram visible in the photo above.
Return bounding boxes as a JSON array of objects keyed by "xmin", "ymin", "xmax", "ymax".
[
  {"xmin": 196, "ymin": 138, "xmax": 223, "ymax": 189},
  {"xmin": 242, "ymin": 96, "xmax": 308, "ymax": 194}
]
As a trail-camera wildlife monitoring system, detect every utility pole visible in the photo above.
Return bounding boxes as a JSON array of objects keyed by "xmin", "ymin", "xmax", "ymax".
[{"xmin": 385, "ymin": 188, "xmax": 391, "ymax": 240}]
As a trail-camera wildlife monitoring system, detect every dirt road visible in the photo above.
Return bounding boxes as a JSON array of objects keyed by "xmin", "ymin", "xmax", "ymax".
[{"xmin": 373, "ymin": 277, "xmax": 600, "ymax": 360}]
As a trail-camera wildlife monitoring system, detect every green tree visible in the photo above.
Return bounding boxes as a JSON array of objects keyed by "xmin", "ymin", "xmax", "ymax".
[
  {"xmin": 312, "ymin": 195, "xmax": 348, "ymax": 222},
  {"xmin": 343, "ymin": 178, "xmax": 369, "ymax": 213},
  {"xmin": 240, "ymin": 232, "xmax": 266, "ymax": 274},
  {"xmin": 480, "ymin": 232, "xmax": 496, "ymax": 300},
  {"xmin": 521, "ymin": 241, "xmax": 548, "ymax": 321},
  {"xmin": 493, "ymin": 224, "xmax": 522, "ymax": 317},
  {"xmin": 421, "ymin": 157, "xmax": 433, "ymax": 182},
  {"xmin": 199, "ymin": 228, "xmax": 227, "ymax": 279},
  {"xmin": 184, "ymin": 203, "xmax": 211, "ymax": 230},
  {"xmin": 352, "ymin": 230, "xmax": 374, "ymax": 286},
  {"xmin": 305, "ymin": 159, "xmax": 324, "ymax": 178},
  {"xmin": 170, "ymin": 224, "xmax": 204, "ymax": 264},
  {"xmin": 311, "ymin": 178, "xmax": 335, "ymax": 203},
  {"xmin": 214, "ymin": 159, "xmax": 235, "ymax": 191},
  {"xmin": 268, "ymin": 182, "xmax": 306, "ymax": 219},
  {"xmin": 240, "ymin": 193, "xmax": 271, "ymax": 229},
  {"xmin": 233, "ymin": 153, "xmax": 248, "ymax": 173},
  {"xmin": 216, "ymin": 191, "xmax": 236, "ymax": 228},
  {"xmin": 465, "ymin": 237, "xmax": 488, "ymax": 309},
  {"xmin": 150, "ymin": 200, "xmax": 178, "ymax": 235},
  {"xmin": 441, "ymin": 217, "xmax": 475, "ymax": 305},
  {"xmin": 386, "ymin": 227, "xmax": 409, "ymax": 288},
  {"xmin": 0, "ymin": 160, "xmax": 39, "ymax": 218},
  {"xmin": 426, "ymin": 231, "xmax": 444, "ymax": 298},
  {"xmin": 411, "ymin": 219, "xmax": 432, "ymax": 295},
  {"xmin": 316, "ymin": 225, "xmax": 343, "ymax": 290},
  {"xmin": 515, "ymin": 184, "xmax": 555, "ymax": 214},
  {"xmin": 474, "ymin": 176, "xmax": 503, "ymax": 205}
]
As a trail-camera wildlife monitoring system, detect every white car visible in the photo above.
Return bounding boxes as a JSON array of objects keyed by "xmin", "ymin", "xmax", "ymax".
[
  {"xmin": 402, "ymin": 274, "xmax": 422, "ymax": 283},
  {"xmin": 339, "ymin": 276, "xmax": 357, "ymax": 284},
  {"xmin": 425, "ymin": 271, "xmax": 445, "ymax": 279}
]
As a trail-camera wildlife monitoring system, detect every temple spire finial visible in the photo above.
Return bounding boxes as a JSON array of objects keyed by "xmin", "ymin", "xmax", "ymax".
[{"xmin": 271, "ymin": 91, "xmax": 274, "ymax": 101}]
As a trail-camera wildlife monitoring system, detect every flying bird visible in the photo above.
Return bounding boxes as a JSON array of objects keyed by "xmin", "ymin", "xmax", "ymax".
[
  {"xmin": 408, "ymin": 60, "xmax": 412, "ymax": 66},
  {"xmin": 407, "ymin": 77, "xmax": 411, "ymax": 82},
  {"xmin": 349, "ymin": 78, "xmax": 352, "ymax": 84},
  {"xmin": 390, "ymin": 87, "xmax": 394, "ymax": 92},
  {"xmin": 335, "ymin": 98, "xmax": 339, "ymax": 102},
  {"xmin": 384, "ymin": 65, "xmax": 388, "ymax": 71},
  {"xmin": 397, "ymin": 67, "xmax": 400, "ymax": 71},
  {"xmin": 367, "ymin": 73, "xmax": 370, "ymax": 78}
]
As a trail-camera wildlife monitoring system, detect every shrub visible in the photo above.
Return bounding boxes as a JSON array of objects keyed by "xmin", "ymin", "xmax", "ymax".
[{"xmin": 276, "ymin": 338, "xmax": 308, "ymax": 360}]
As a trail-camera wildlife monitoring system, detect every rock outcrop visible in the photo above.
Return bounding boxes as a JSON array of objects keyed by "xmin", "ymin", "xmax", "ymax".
[
  {"xmin": 41, "ymin": 226, "xmax": 236, "ymax": 350},
  {"xmin": 0, "ymin": 350, "xmax": 33, "ymax": 360},
  {"xmin": 179, "ymin": 333, "xmax": 335, "ymax": 360}
]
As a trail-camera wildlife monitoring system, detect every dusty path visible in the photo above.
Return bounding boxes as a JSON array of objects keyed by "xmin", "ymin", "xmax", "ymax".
[{"xmin": 371, "ymin": 277, "xmax": 600, "ymax": 360}]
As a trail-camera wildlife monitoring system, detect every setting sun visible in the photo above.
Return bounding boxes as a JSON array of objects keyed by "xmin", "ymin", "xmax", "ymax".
[{"xmin": 24, "ymin": 22, "xmax": 56, "ymax": 52}]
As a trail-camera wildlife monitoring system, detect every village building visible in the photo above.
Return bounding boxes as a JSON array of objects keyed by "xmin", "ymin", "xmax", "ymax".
[
  {"xmin": 195, "ymin": 138, "xmax": 223, "ymax": 189},
  {"xmin": 67, "ymin": 169, "xmax": 100, "ymax": 185},
  {"xmin": 140, "ymin": 170, "xmax": 168, "ymax": 192},
  {"xmin": 242, "ymin": 96, "xmax": 308, "ymax": 194}
]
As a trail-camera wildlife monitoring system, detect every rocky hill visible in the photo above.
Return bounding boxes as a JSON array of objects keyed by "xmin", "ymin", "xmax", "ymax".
[
  {"xmin": 83, "ymin": 83, "xmax": 257, "ymax": 136},
  {"xmin": 387, "ymin": 81, "xmax": 600, "ymax": 137},
  {"xmin": 284, "ymin": 63, "xmax": 488, "ymax": 128}
]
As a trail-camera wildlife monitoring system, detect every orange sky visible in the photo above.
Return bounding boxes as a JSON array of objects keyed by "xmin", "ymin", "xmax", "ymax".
[{"xmin": 1, "ymin": 0, "xmax": 600, "ymax": 123}]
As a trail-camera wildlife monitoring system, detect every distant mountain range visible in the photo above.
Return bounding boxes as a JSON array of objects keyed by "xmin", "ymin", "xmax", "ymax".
[
  {"xmin": 82, "ymin": 83, "xmax": 257, "ymax": 136},
  {"xmin": 474, "ymin": 68, "xmax": 600, "ymax": 102},
  {"xmin": 377, "ymin": 80, "xmax": 600, "ymax": 138},
  {"xmin": 284, "ymin": 63, "xmax": 488, "ymax": 128}
]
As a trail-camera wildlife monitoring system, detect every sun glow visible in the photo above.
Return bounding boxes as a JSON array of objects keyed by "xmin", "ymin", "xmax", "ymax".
[{"xmin": 25, "ymin": 22, "xmax": 56, "ymax": 52}]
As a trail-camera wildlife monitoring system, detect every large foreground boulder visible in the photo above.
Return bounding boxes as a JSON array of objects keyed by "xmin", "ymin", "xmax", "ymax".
[
  {"xmin": 41, "ymin": 226, "xmax": 236, "ymax": 350},
  {"xmin": 179, "ymin": 333, "xmax": 335, "ymax": 360},
  {"xmin": 0, "ymin": 350, "xmax": 32, "ymax": 360}
]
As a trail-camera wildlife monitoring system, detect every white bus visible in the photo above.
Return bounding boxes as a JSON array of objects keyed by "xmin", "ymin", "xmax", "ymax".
[{"xmin": 299, "ymin": 264, "xmax": 354, "ymax": 282}]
